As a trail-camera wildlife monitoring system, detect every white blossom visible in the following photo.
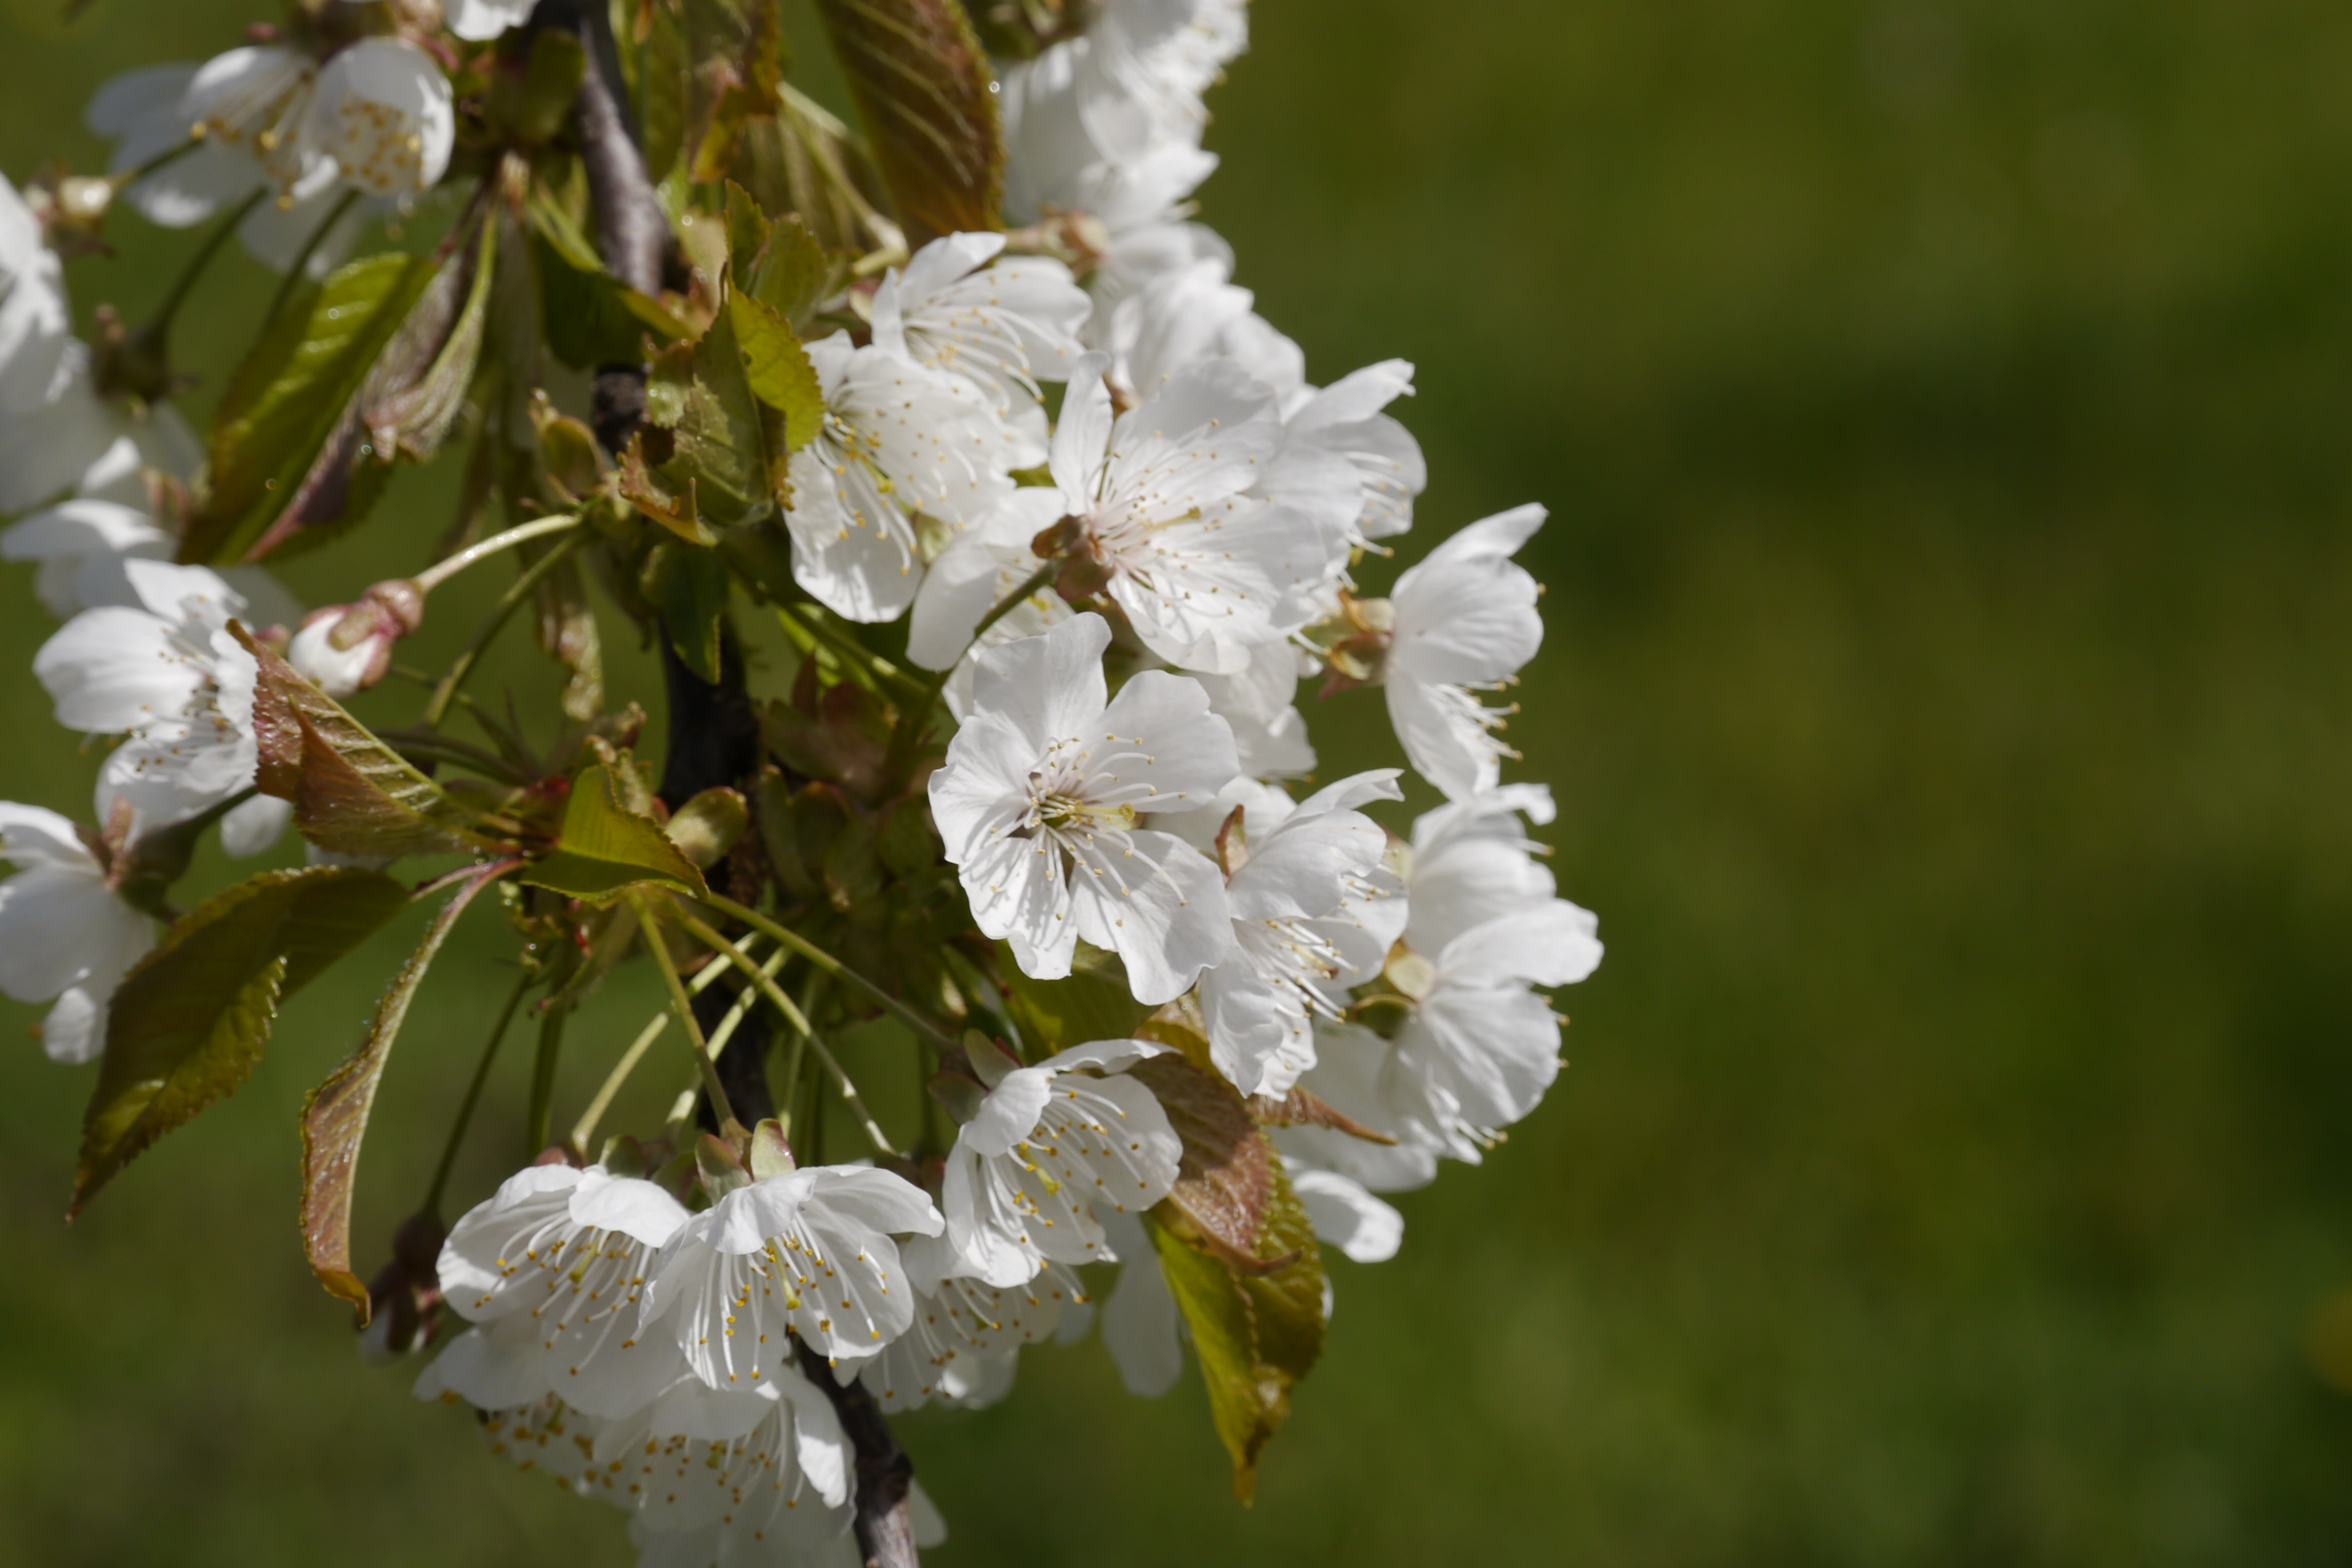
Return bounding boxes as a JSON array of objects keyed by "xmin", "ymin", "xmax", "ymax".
[
  {"xmin": 1383, "ymin": 503, "xmax": 1547, "ymax": 800},
  {"xmin": 928, "ymin": 611, "xmax": 1238, "ymax": 1002},
  {"xmin": 639, "ymin": 1163, "xmax": 943, "ymax": 1381},
  {"xmin": 940, "ymin": 1038, "xmax": 1183, "ymax": 1286},
  {"xmin": 587, "ymin": 1364, "xmax": 853, "ymax": 1561},
  {"xmin": 859, "ymin": 1232, "xmax": 1091, "ymax": 1412},
  {"xmin": 1044, "ymin": 354, "xmax": 1330, "ymax": 674},
  {"xmin": 445, "ymin": 0, "xmax": 538, "ymax": 41},
  {"xmin": 1287, "ymin": 1165, "xmax": 1403, "ymax": 1265},
  {"xmin": 426, "ymin": 1162, "xmax": 698, "ymax": 1419},
  {"xmin": 1381, "ymin": 786, "xmax": 1601, "ymax": 1160},
  {"xmin": 904, "ymin": 487, "xmax": 1072, "ymax": 715},
  {"xmin": 88, "ymin": 37, "xmax": 450, "ymax": 242},
  {"xmin": 1110, "ymin": 254, "xmax": 1304, "ymax": 406},
  {"xmin": 32, "ymin": 559, "xmax": 292, "ymax": 856},
  {"xmin": 307, "ymin": 38, "xmax": 456, "ymax": 198},
  {"xmin": 0, "ymin": 802, "xmax": 155, "ymax": 1064},
  {"xmin": 1265, "ymin": 359, "xmax": 1426, "ymax": 551},
  {"xmin": 1196, "ymin": 771, "xmax": 1406, "ymax": 1096},
  {"xmin": 781, "ymin": 333, "xmax": 1020, "ymax": 623},
  {"xmin": 869, "ymin": 232, "xmax": 1090, "ymax": 463},
  {"xmin": 0, "ymin": 178, "xmax": 123, "ymax": 513}
]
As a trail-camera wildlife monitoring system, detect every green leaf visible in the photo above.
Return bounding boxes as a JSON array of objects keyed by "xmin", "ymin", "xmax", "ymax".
[
  {"xmin": 522, "ymin": 762, "xmax": 712, "ymax": 904},
  {"xmin": 729, "ymin": 290, "xmax": 825, "ymax": 454},
  {"xmin": 649, "ymin": 302, "xmax": 773, "ymax": 527},
  {"xmin": 180, "ymin": 254, "xmax": 435, "ymax": 564},
  {"xmin": 1149, "ymin": 1151, "xmax": 1329, "ymax": 1503},
  {"xmin": 235, "ymin": 624, "xmax": 504, "ymax": 859},
  {"xmin": 301, "ymin": 866, "xmax": 503, "ymax": 1319},
  {"xmin": 527, "ymin": 192, "xmax": 690, "ymax": 370},
  {"xmin": 746, "ymin": 211, "xmax": 845, "ymax": 333},
  {"xmin": 814, "ymin": 0, "xmax": 1004, "ymax": 245},
  {"xmin": 636, "ymin": 0, "xmax": 690, "ymax": 184},
  {"xmin": 72, "ymin": 867, "xmax": 411, "ymax": 1213},
  {"xmin": 998, "ymin": 940, "xmax": 1155, "ymax": 1054},
  {"xmin": 639, "ymin": 538, "xmax": 731, "ymax": 681}
]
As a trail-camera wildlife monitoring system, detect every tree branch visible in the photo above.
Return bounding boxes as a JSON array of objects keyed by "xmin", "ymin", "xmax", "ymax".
[
  {"xmin": 532, "ymin": 0, "xmax": 669, "ymax": 452},
  {"xmin": 539, "ymin": 18, "xmax": 917, "ymax": 1557},
  {"xmin": 796, "ymin": 1337, "xmax": 918, "ymax": 1568}
]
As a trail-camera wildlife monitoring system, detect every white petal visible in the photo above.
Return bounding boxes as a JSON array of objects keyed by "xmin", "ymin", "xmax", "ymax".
[
  {"xmin": 309, "ymin": 39, "xmax": 455, "ymax": 196},
  {"xmin": 1289, "ymin": 1167, "xmax": 1404, "ymax": 1264}
]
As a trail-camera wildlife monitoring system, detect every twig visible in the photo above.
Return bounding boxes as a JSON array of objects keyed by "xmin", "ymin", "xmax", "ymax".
[
  {"xmin": 629, "ymin": 890, "xmax": 740, "ymax": 1131},
  {"xmin": 420, "ymin": 529, "xmax": 588, "ymax": 729},
  {"xmin": 696, "ymin": 890, "xmax": 960, "ymax": 1054},
  {"xmin": 568, "ymin": 934, "xmax": 765, "ymax": 1153},
  {"xmin": 668, "ymin": 904, "xmax": 894, "ymax": 1155},
  {"xmin": 423, "ymin": 966, "xmax": 535, "ymax": 1220}
]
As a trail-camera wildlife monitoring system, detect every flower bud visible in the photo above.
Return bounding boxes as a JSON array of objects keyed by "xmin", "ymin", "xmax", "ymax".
[{"xmin": 288, "ymin": 578, "xmax": 425, "ymax": 697}]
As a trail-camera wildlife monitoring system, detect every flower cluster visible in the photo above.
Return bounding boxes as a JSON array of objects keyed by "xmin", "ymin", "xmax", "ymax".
[{"xmin": 1, "ymin": 1, "xmax": 1600, "ymax": 1561}]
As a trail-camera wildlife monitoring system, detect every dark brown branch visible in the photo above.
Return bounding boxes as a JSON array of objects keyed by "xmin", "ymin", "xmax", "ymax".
[
  {"xmin": 531, "ymin": 0, "xmax": 668, "ymax": 453},
  {"xmin": 795, "ymin": 1337, "xmax": 919, "ymax": 1568}
]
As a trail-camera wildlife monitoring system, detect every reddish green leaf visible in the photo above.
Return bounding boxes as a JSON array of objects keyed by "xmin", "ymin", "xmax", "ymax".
[
  {"xmin": 1149, "ymin": 1152, "xmax": 1328, "ymax": 1502},
  {"xmin": 234, "ymin": 624, "xmax": 504, "ymax": 859},
  {"xmin": 814, "ymin": 0, "xmax": 1003, "ymax": 244},
  {"xmin": 72, "ymin": 867, "xmax": 410, "ymax": 1213},
  {"xmin": 302, "ymin": 865, "xmax": 505, "ymax": 1320}
]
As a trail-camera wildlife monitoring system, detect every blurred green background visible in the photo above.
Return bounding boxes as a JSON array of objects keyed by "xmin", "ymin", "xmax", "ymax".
[{"xmin": 3, "ymin": 0, "xmax": 2351, "ymax": 1562}]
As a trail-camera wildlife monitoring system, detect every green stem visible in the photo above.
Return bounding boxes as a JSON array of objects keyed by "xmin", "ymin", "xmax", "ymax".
[
  {"xmin": 146, "ymin": 186, "xmax": 267, "ymax": 335},
  {"xmin": 629, "ymin": 891, "xmax": 741, "ymax": 1131},
  {"xmin": 421, "ymin": 530, "xmax": 588, "ymax": 730},
  {"xmin": 569, "ymin": 934, "xmax": 761, "ymax": 1153},
  {"xmin": 695, "ymin": 890, "xmax": 959, "ymax": 1054},
  {"xmin": 777, "ymin": 973, "xmax": 820, "ymax": 1144},
  {"xmin": 112, "ymin": 134, "xmax": 201, "ymax": 190},
  {"xmin": 415, "ymin": 512, "xmax": 583, "ymax": 594},
  {"xmin": 259, "ymin": 187, "xmax": 361, "ymax": 330},
  {"xmin": 424, "ymin": 967, "xmax": 534, "ymax": 1220},
  {"xmin": 669, "ymin": 905, "xmax": 894, "ymax": 1156},
  {"xmin": 525, "ymin": 1004, "xmax": 568, "ymax": 1159}
]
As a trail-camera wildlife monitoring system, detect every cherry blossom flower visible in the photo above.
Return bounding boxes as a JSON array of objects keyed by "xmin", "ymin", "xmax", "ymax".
[
  {"xmin": 928, "ymin": 612, "xmax": 1238, "ymax": 1002},
  {"xmin": 32, "ymin": 559, "xmax": 292, "ymax": 856},
  {"xmin": 1383, "ymin": 503, "xmax": 1548, "ymax": 799},
  {"xmin": 307, "ymin": 38, "xmax": 456, "ymax": 198},
  {"xmin": 1266, "ymin": 359, "xmax": 1427, "ymax": 552},
  {"xmin": 427, "ymin": 1162, "xmax": 697, "ymax": 1419},
  {"xmin": 88, "ymin": 35, "xmax": 451, "ymax": 252},
  {"xmin": 1195, "ymin": 771, "xmax": 1407, "ymax": 1096},
  {"xmin": 1042, "ymin": 354, "xmax": 1331, "ymax": 674},
  {"xmin": 0, "ymin": 801, "xmax": 155, "ymax": 1064},
  {"xmin": 939, "ymin": 1037, "xmax": 1183, "ymax": 1287},
  {"xmin": 445, "ymin": 0, "xmax": 537, "ymax": 41},
  {"xmin": 638, "ymin": 1163, "xmax": 943, "ymax": 1381},
  {"xmin": 587, "ymin": 1363, "xmax": 853, "ymax": 1560},
  {"xmin": 1110, "ymin": 254, "xmax": 1304, "ymax": 405},
  {"xmin": 859, "ymin": 1232, "xmax": 1091, "ymax": 1412},
  {"xmin": 869, "ymin": 232, "xmax": 1090, "ymax": 463},
  {"xmin": 781, "ymin": 333, "xmax": 1020, "ymax": 622},
  {"xmin": 1381, "ymin": 786, "xmax": 1602, "ymax": 1160}
]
